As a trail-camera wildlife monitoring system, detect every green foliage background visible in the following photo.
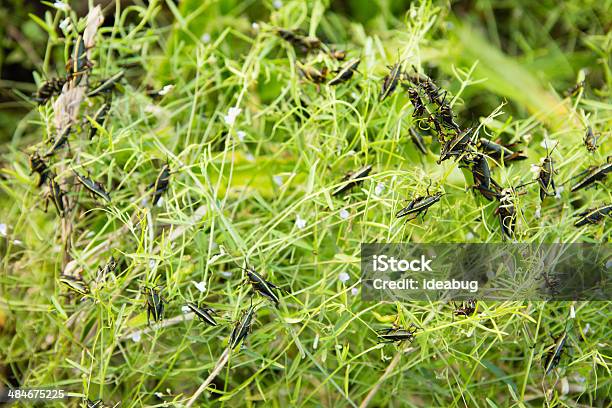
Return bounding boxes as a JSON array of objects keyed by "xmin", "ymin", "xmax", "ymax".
[{"xmin": 0, "ymin": 0, "xmax": 610, "ymax": 406}]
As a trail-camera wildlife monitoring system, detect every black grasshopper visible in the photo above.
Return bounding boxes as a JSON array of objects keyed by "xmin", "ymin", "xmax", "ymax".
[
  {"xmin": 462, "ymin": 154, "xmax": 492, "ymax": 190},
  {"xmin": 149, "ymin": 162, "xmax": 171, "ymax": 205},
  {"xmin": 462, "ymin": 155, "xmax": 503, "ymax": 201},
  {"xmin": 428, "ymin": 113, "xmax": 444, "ymax": 135},
  {"xmin": 186, "ymin": 302, "xmax": 218, "ymax": 326},
  {"xmin": 405, "ymin": 86, "xmax": 426, "ymax": 118},
  {"xmin": 87, "ymin": 70, "xmax": 125, "ymax": 98},
  {"xmin": 396, "ymin": 186, "xmax": 443, "ymax": 220},
  {"xmin": 478, "ymin": 138, "xmax": 527, "ymax": 162},
  {"xmin": 570, "ymin": 160, "xmax": 610, "ymax": 192},
  {"xmin": 293, "ymin": 95, "xmax": 311, "ymax": 124},
  {"xmin": 436, "ymin": 95, "xmax": 461, "ymax": 132},
  {"xmin": 564, "ymin": 80, "xmax": 584, "ymax": 98},
  {"xmin": 473, "ymin": 182, "xmax": 502, "ymax": 202},
  {"xmin": 438, "ymin": 127, "xmax": 474, "ymax": 163},
  {"xmin": 29, "ymin": 152, "xmax": 51, "ymax": 187},
  {"xmin": 377, "ymin": 323, "xmax": 418, "ymax": 344},
  {"xmin": 142, "ymin": 286, "xmax": 167, "ymax": 325},
  {"xmin": 97, "ymin": 256, "xmax": 118, "ymax": 280},
  {"xmin": 66, "ymin": 35, "xmax": 92, "ymax": 84},
  {"xmin": 496, "ymin": 188, "xmax": 519, "ymax": 239},
  {"xmin": 243, "ymin": 265, "xmax": 281, "ymax": 306},
  {"xmin": 583, "ymin": 126, "xmax": 599, "ymax": 152},
  {"xmin": 421, "ymin": 78, "xmax": 445, "ymax": 105},
  {"xmin": 73, "ymin": 170, "xmax": 111, "ymax": 203},
  {"xmin": 298, "ymin": 64, "xmax": 328, "ymax": 85},
  {"xmin": 329, "ymin": 48, "xmax": 347, "ymax": 61},
  {"xmin": 44, "ymin": 127, "xmax": 71, "ymax": 158},
  {"xmin": 407, "ymin": 68, "xmax": 442, "ymax": 104},
  {"xmin": 404, "ymin": 67, "xmax": 430, "ymax": 86},
  {"xmin": 33, "ymin": 78, "xmax": 66, "ymax": 104},
  {"xmin": 328, "ymin": 58, "xmax": 360, "ymax": 86},
  {"xmin": 536, "ymin": 271, "xmax": 561, "ymax": 296},
  {"xmin": 84, "ymin": 399, "xmax": 107, "ymax": 408},
  {"xmin": 543, "ymin": 330, "xmax": 569, "ymax": 375},
  {"xmin": 276, "ymin": 28, "xmax": 321, "ymax": 53},
  {"xmin": 44, "ymin": 176, "xmax": 67, "ymax": 217},
  {"xmin": 574, "ymin": 204, "xmax": 611, "ymax": 227},
  {"xmin": 229, "ymin": 303, "xmax": 256, "ymax": 349},
  {"xmin": 59, "ymin": 275, "xmax": 89, "ymax": 298},
  {"xmin": 537, "ymin": 149, "xmax": 557, "ymax": 202},
  {"xmin": 379, "ymin": 62, "xmax": 403, "ymax": 102},
  {"xmin": 452, "ymin": 299, "xmax": 477, "ymax": 317},
  {"xmin": 332, "ymin": 165, "xmax": 372, "ymax": 196},
  {"xmin": 88, "ymin": 101, "xmax": 111, "ymax": 139},
  {"xmin": 408, "ymin": 128, "xmax": 428, "ymax": 155}
]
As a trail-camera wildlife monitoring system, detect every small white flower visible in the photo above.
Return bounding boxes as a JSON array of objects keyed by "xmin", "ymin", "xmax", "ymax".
[
  {"xmin": 155, "ymin": 392, "xmax": 164, "ymax": 398},
  {"xmin": 295, "ymin": 215, "xmax": 307, "ymax": 230},
  {"xmin": 535, "ymin": 207, "xmax": 541, "ymax": 218},
  {"xmin": 224, "ymin": 106, "xmax": 241, "ymax": 126},
  {"xmin": 237, "ymin": 130, "xmax": 246, "ymax": 141},
  {"xmin": 245, "ymin": 152, "xmax": 255, "ymax": 162},
  {"xmin": 339, "ymin": 209, "xmax": 349, "ymax": 220},
  {"xmin": 570, "ymin": 304, "xmax": 576, "ymax": 319},
  {"xmin": 13, "ymin": 240, "xmax": 22, "ymax": 245},
  {"xmin": 530, "ymin": 164, "xmax": 540, "ymax": 174},
  {"xmin": 193, "ymin": 281, "xmax": 207, "ymax": 293},
  {"xmin": 351, "ymin": 92, "xmax": 358, "ymax": 99},
  {"xmin": 466, "ymin": 232, "xmax": 474, "ymax": 240},
  {"xmin": 555, "ymin": 186, "xmax": 564, "ymax": 199},
  {"xmin": 221, "ymin": 271, "xmax": 232, "ymax": 278},
  {"xmin": 140, "ymin": 197, "xmax": 149, "ymax": 206},
  {"xmin": 273, "ymin": 0, "xmax": 283, "ymax": 9},
  {"xmin": 251, "ymin": 22, "xmax": 260, "ymax": 31},
  {"xmin": 347, "ymin": 150, "xmax": 356, "ymax": 156},
  {"xmin": 582, "ymin": 323, "xmax": 590, "ymax": 335},
  {"xmin": 157, "ymin": 85, "xmax": 174, "ymax": 96},
  {"xmin": 53, "ymin": 1, "xmax": 70, "ymax": 12},
  {"xmin": 59, "ymin": 17, "xmax": 71, "ymax": 33},
  {"xmin": 273, "ymin": 175, "xmax": 283, "ymax": 186},
  {"xmin": 131, "ymin": 332, "xmax": 141, "ymax": 342},
  {"xmin": 335, "ymin": 344, "xmax": 343, "ymax": 350},
  {"xmin": 149, "ymin": 259, "xmax": 158, "ymax": 270},
  {"xmin": 0, "ymin": 223, "xmax": 7, "ymax": 236},
  {"xmin": 181, "ymin": 305, "xmax": 191, "ymax": 313},
  {"xmin": 338, "ymin": 272, "xmax": 350, "ymax": 283},
  {"xmin": 201, "ymin": 33, "xmax": 211, "ymax": 44},
  {"xmin": 156, "ymin": 197, "xmax": 164, "ymax": 207},
  {"xmin": 351, "ymin": 287, "xmax": 359, "ymax": 296},
  {"xmin": 374, "ymin": 182, "xmax": 385, "ymax": 196}
]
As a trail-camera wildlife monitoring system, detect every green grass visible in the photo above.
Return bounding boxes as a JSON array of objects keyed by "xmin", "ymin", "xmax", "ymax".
[{"xmin": 0, "ymin": 0, "xmax": 611, "ymax": 406}]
